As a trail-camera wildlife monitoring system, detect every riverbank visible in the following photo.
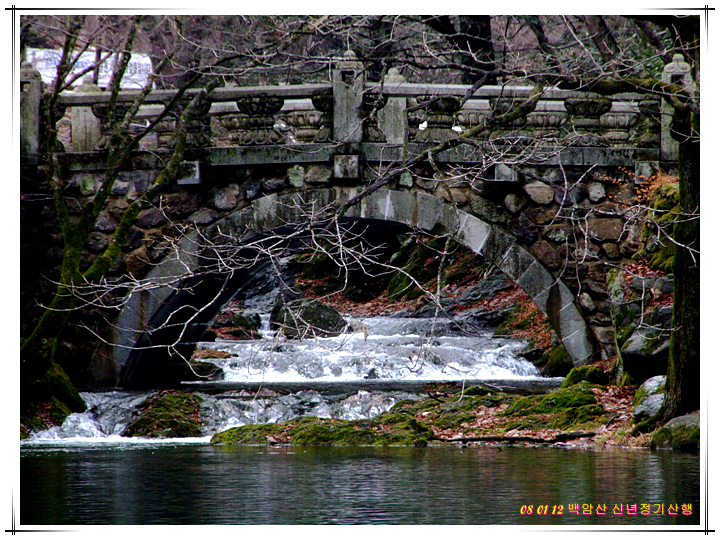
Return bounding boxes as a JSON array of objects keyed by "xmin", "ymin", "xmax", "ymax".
[{"xmin": 208, "ymin": 379, "xmax": 656, "ymax": 450}]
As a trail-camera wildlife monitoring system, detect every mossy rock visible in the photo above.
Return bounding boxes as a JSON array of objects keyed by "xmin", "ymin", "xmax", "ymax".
[
  {"xmin": 464, "ymin": 385, "xmax": 493, "ymax": 396},
  {"xmin": 611, "ymin": 302, "xmax": 642, "ymax": 348},
  {"xmin": 650, "ymin": 413, "xmax": 700, "ymax": 452},
  {"xmin": 557, "ymin": 404, "xmax": 606, "ymax": 429},
  {"xmin": 122, "ymin": 391, "xmax": 203, "ymax": 438},
  {"xmin": 271, "ymin": 293, "xmax": 347, "ymax": 339},
  {"xmin": 543, "ymin": 344, "xmax": 574, "ymax": 377},
  {"xmin": 183, "ymin": 359, "xmax": 223, "ymax": 380},
  {"xmin": 632, "ymin": 375, "xmax": 666, "ymax": 407},
  {"xmin": 386, "ymin": 236, "xmax": 448, "ymax": 301},
  {"xmin": 211, "ymin": 414, "xmax": 432, "ymax": 447},
  {"xmin": 21, "ymin": 362, "xmax": 87, "ymax": 435},
  {"xmin": 503, "ymin": 382, "xmax": 598, "ymax": 417},
  {"xmin": 561, "ymin": 365, "xmax": 608, "ymax": 388}
]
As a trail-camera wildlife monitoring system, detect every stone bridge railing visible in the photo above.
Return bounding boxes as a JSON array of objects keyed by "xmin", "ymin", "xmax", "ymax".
[{"xmin": 21, "ymin": 50, "xmax": 691, "ymax": 177}]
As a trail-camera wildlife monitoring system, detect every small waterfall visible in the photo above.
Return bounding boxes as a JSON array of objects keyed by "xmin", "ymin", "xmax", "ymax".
[
  {"xmin": 23, "ymin": 315, "xmax": 547, "ymax": 444},
  {"xmin": 199, "ymin": 316, "xmax": 539, "ymax": 383}
]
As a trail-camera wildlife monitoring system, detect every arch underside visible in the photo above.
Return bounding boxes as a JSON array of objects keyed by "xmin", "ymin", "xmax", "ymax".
[{"xmin": 117, "ymin": 188, "xmax": 596, "ymax": 389}]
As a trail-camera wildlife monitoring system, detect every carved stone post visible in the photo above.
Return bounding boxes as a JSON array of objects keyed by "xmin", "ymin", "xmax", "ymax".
[
  {"xmin": 332, "ymin": 50, "xmax": 365, "ymax": 144},
  {"xmin": 661, "ymin": 53, "xmax": 696, "ymax": 161},
  {"xmin": 332, "ymin": 50, "xmax": 364, "ymax": 178},
  {"xmin": 286, "ymin": 100, "xmax": 323, "ymax": 143},
  {"xmin": 377, "ymin": 68, "xmax": 407, "ymax": 145},
  {"xmin": 71, "ymin": 76, "xmax": 103, "ymax": 152},
  {"xmin": 20, "ymin": 61, "xmax": 43, "ymax": 164}
]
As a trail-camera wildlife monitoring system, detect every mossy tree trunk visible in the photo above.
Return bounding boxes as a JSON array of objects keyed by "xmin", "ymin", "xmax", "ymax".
[{"xmin": 661, "ymin": 110, "xmax": 700, "ymax": 422}]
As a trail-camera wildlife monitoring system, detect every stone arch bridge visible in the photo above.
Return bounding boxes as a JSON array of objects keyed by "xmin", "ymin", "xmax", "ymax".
[{"xmin": 20, "ymin": 52, "xmax": 686, "ymax": 389}]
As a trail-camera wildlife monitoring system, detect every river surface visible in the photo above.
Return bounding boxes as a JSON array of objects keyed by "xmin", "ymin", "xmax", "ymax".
[
  {"xmin": 20, "ymin": 315, "xmax": 700, "ymax": 526},
  {"xmin": 21, "ymin": 443, "xmax": 699, "ymax": 525}
]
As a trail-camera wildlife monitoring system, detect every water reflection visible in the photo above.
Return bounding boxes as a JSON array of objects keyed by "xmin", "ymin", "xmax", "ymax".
[{"xmin": 21, "ymin": 445, "xmax": 699, "ymax": 525}]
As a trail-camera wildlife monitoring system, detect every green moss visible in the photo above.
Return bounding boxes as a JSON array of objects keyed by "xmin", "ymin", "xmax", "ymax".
[
  {"xmin": 386, "ymin": 236, "xmax": 448, "ymax": 302},
  {"xmin": 211, "ymin": 414, "xmax": 432, "ymax": 447},
  {"xmin": 558, "ymin": 404, "xmax": 606, "ymax": 428},
  {"xmin": 561, "ymin": 366, "xmax": 608, "ymax": 388},
  {"xmin": 503, "ymin": 382, "xmax": 598, "ymax": 416},
  {"xmin": 122, "ymin": 391, "xmax": 203, "ymax": 438},
  {"xmin": 500, "ymin": 383, "xmax": 606, "ymax": 431},
  {"xmin": 633, "ymin": 387, "xmax": 649, "ymax": 408},
  {"xmin": 650, "ymin": 423, "xmax": 699, "ymax": 452},
  {"xmin": 184, "ymin": 359, "xmax": 222, "ymax": 379},
  {"xmin": 543, "ymin": 344, "xmax": 573, "ymax": 377},
  {"xmin": 464, "ymin": 385, "xmax": 492, "ymax": 396}
]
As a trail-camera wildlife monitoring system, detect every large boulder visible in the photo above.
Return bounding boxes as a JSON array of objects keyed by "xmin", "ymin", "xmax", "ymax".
[
  {"xmin": 650, "ymin": 413, "xmax": 700, "ymax": 452},
  {"xmin": 620, "ymin": 329, "xmax": 669, "ymax": 383},
  {"xmin": 270, "ymin": 290, "xmax": 347, "ymax": 339},
  {"xmin": 122, "ymin": 391, "xmax": 204, "ymax": 438},
  {"xmin": 632, "ymin": 375, "xmax": 666, "ymax": 422}
]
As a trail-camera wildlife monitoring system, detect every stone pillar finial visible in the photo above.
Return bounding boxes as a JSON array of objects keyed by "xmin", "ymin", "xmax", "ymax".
[
  {"xmin": 378, "ymin": 68, "xmax": 407, "ymax": 145},
  {"xmin": 20, "ymin": 61, "xmax": 43, "ymax": 163},
  {"xmin": 72, "ymin": 76, "xmax": 103, "ymax": 152},
  {"xmin": 661, "ymin": 53, "xmax": 696, "ymax": 161},
  {"xmin": 332, "ymin": 49, "xmax": 365, "ymax": 144}
]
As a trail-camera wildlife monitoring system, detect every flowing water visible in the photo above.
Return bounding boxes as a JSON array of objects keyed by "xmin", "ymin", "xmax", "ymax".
[{"xmin": 20, "ymin": 314, "xmax": 701, "ymax": 526}]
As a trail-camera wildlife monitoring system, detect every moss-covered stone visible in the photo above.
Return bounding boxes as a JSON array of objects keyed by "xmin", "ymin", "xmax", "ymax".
[
  {"xmin": 211, "ymin": 413, "xmax": 433, "ymax": 447},
  {"xmin": 386, "ymin": 236, "xmax": 448, "ymax": 301},
  {"xmin": 543, "ymin": 344, "xmax": 573, "ymax": 377},
  {"xmin": 501, "ymin": 382, "xmax": 606, "ymax": 431},
  {"xmin": 218, "ymin": 313, "xmax": 262, "ymax": 340},
  {"xmin": 122, "ymin": 390, "xmax": 203, "ymax": 438},
  {"xmin": 183, "ymin": 359, "xmax": 223, "ymax": 380},
  {"xmin": 21, "ymin": 361, "xmax": 87, "ymax": 436},
  {"xmin": 271, "ymin": 296, "xmax": 347, "ymax": 339},
  {"xmin": 650, "ymin": 413, "xmax": 699, "ymax": 452},
  {"xmin": 561, "ymin": 365, "xmax": 608, "ymax": 388},
  {"xmin": 503, "ymin": 381, "xmax": 599, "ymax": 416}
]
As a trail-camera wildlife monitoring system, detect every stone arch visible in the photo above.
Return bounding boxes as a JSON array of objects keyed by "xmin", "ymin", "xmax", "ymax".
[{"xmin": 114, "ymin": 188, "xmax": 597, "ymax": 389}]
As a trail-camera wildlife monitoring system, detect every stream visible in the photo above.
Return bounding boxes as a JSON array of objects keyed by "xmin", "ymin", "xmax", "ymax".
[{"xmin": 20, "ymin": 313, "xmax": 700, "ymax": 525}]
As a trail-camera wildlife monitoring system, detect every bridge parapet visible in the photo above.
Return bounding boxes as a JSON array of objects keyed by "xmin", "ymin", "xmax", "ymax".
[{"xmin": 20, "ymin": 50, "xmax": 676, "ymax": 173}]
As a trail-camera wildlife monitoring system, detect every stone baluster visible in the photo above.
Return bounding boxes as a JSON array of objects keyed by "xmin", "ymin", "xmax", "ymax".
[
  {"xmin": 310, "ymin": 94, "xmax": 333, "ymax": 143},
  {"xmin": 563, "ymin": 97, "xmax": 612, "ymax": 145},
  {"xmin": 599, "ymin": 102, "xmax": 639, "ymax": 145},
  {"xmin": 526, "ymin": 101, "xmax": 569, "ymax": 140},
  {"xmin": 487, "ymin": 97, "xmax": 531, "ymax": 143},
  {"xmin": 20, "ymin": 61, "xmax": 43, "ymax": 165},
  {"xmin": 285, "ymin": 101, "xmax": 323, "ymax": 143},
  {"xmin": 155, "ymin": 95, "xmax": 213, "ymax": 149},
  {"xmin": 229, "ymin": 97, "xmax": 285, "ymax": 145},
  {"xmin": 661, "ymin": 53, "xmax": 696, "ymax": 161},
  {"xmin": 456, "ymin": 100, "xmax": 490, "ymax": 137},
  {"xmin": 415, "ymin": 95, "xmax": 461, "ymax": 143},
  {"xmin": 376, "ymin": 68, "xmax": 407, "ymax": 145},
  {"xmin": 71, "ymin": 76, "xmax": 103, "ymax": 152}
]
